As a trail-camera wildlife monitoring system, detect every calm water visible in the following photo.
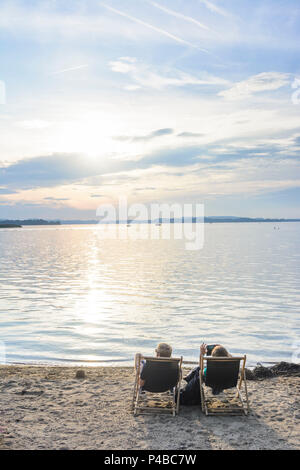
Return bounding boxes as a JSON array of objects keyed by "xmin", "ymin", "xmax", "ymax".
[{"xmin": 0, "ymin": 223, "xmax": 299, "ymax": 366}]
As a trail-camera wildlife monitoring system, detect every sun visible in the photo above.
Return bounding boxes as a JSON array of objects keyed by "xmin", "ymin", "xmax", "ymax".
[{"xmin": 53, "ymin": 111, "xmax": 126, "ymax": 157}]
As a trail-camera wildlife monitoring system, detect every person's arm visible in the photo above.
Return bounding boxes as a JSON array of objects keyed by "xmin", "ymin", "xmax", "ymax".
[
  {"xmin": 135, "ymin": 354, "xmax": 146, "ymax": 387},
  {"xmin": 185, "ymin": 366, "xmax": 200, "ymax": 382},
  {"xmin": 139, "ymin": 360, "xmax": 147, "ymax": 388}
]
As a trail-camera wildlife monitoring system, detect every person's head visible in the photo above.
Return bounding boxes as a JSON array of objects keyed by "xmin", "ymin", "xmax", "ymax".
[
  {"xmin": 155, "ymin": 343, "xmax": 172, "ymax": 358},
  {"xmin": 211, "ymin": 345, "xmax": 230, "ymax": 357}
]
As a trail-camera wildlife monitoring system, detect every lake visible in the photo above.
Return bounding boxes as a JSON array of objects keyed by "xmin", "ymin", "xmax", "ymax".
[{"xmin": 0, "ymin": 223, "xmax": 299, "ymax": 366}]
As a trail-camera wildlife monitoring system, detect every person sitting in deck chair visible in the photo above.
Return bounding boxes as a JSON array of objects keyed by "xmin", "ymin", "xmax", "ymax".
[
  {"xmin": 133, "ymin": 344, "xmax": 182, "ymax": 416},
  {"xmin": 179, "ymin": 343, "xmax": 231, "ymax": 405},
  {"xmin": 199, "ymin": 347, "xmax": 249, "ymax": 415},
  {"xmin": 135, "ymin": 343, "xmax": 173, "ymax": 389}
]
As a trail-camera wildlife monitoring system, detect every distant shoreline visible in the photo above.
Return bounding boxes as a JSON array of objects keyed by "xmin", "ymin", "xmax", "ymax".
[
  {"xmin": 1, "ymin": 217, "xmax": 300, "ymax": 227},
  {"xmin": 59, "ymin": 217, "xmax": 300, "ymax": 224},
  {"xmin": 0, "ymin": 219, "xmax": 60, "ymax": 227}
]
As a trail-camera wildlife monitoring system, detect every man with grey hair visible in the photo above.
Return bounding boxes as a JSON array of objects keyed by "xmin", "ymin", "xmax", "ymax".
[
  {"xmin": 155, "ymin": 342, "xmax": 172, "ymax": 358},
  {"xmin": 135, "ymin": 342, "xmax": 173, "ymax": 389}
]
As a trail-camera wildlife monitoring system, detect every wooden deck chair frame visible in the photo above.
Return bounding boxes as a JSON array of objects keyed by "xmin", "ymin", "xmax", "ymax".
[
  {"xmin": 199, "ymin": 354, "xmax": 250, "ymax": 416},
  {"xmin": 132, "ymin": 354, "xmax": 183, "ymax": 416}
]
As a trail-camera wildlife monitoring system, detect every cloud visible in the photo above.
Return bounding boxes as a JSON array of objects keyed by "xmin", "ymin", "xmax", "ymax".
[
  {"xmin": 0, "ymin": 201, "xmax": 97, "ymax": 220},
  {"xmin": 109, "ymin": 57, "xmax": 228, "ymax": 90},
  {"xmin": 44, "ymin": 197, "xmax": 69, "ymax": 201},
  {"xmin": 149, "ymin": 128, "xmax": 174, "ymax": 138},
  {"xmin": 135, "ymin": 187, "xmax": 157, "ymax": 191},
  {"xmin": 50, "ymin": 64, "xmax": 89, "ymax": 75},
  {"xmin": 124, "ymin": 85, "xmax": 142, "ymax": 91},
  {"xmin": 108, "ymin": 57, "xmax": 138, "ymax": 74},
  {"xmin": 0, "ymin": 2, "xmax": 156, "ymax": 41},
  {"xmin": 140, "ymin": 145, "xmax": 205, "ymax": 167},
  {"xmin": 114, "ymin": 128, "xmax": 174, "ymax": 142},
  {"xmin": 177, "ymin": 132, "xmax": 206, "ymax": 138},
  {"xmin": 0, "ymin": 144, "xmax": 209, "ymax": 193},
  {"xmin": 219, "ymin": 72, "xmax": 291, "ymax": 100},
  {"xmin": 16, "ymin": 120, "xmax": 51, "ymax": 130},
  {"xmin": 200, "ymin": 0, "xmax": 231, "ymax": 18},
  {"xmin": 1, "ymin": 124, "xmax": 300, "ymax": 201},
  {"xmin": 0, "ymin": 188, "xmax": 18, "ymax": 194},
  {"xmin": 294, "ymin": 135, "xmax": 300, "ymax": 146},
  {"xmin": 0, "ymin": 153, "xmax": 117, "ymax": 190},
  {"xmin": 98, "ymin": 151, "xmax": 300, "ymax": 204},
  {"xmin": 147, "ymin": 1, "xmax": 211, "ymax": 32},
  {"xmin": 100, "ymin": 2, "xmax": 207, "ymax": 51}
]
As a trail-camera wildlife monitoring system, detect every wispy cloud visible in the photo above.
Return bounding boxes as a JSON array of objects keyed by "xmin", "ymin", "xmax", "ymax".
[
  {"xmin": 44, "ymin": 197, "xmax": 69, "ymax": 201},
  {"xmin": 219, "ymin": 72, "xmax": 291, "ymax": 100},
  {"xmin": 178, "ymin": 132, "xmax": 206, "ymax": 138},
  {"xmin": 100, "ymin": 2, "xmax": 208, "ymax": 52},
  {"xmin": 147, "ymin": 1, "xmax": 211, "ymax": 32},
  {"xmin": 0, "ymin": 153, "xmax": 101, "ymax": 190},
  {"xmin": 114, "ymin": 128, "xmax": 174, "ymax": 142},
  {"xmin": 200, "ymin": 0, "xmax": 231, "ymax": 18},
  {"xmin": 109, "ymin": 57, "xmax": 228, "ymax": 90},
  {"xmin": 16, "ymin": 120, "xmax": 51, "ymax": 130},
  {"xmin": 51, "ymin": 64, "xmax": 89, "ymax": 75},
  {"xmin": 0, "ymin": 188, "xmax": 18, "ymax": 195}
]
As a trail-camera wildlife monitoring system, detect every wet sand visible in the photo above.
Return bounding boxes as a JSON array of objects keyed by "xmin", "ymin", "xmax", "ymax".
[{"xmin": 0, "ymin": 365, "xmax": 299, "ymax": 450}]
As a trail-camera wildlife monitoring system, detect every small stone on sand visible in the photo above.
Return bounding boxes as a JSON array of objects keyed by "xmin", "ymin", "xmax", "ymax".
[{"xmin": 75, "ymin": 370, "xmax": 86, "ymax": 379}]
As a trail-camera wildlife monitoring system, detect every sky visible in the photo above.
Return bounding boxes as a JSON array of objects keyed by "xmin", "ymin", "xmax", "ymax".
[{"xmin": 0, "ymin": 0, "xmax": 300, "ymax": 219}]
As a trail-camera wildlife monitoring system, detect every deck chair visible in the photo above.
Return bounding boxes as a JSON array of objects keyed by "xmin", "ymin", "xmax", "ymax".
[
  {"xmin": 199, "ymin": 355, "xmax": 250, "ymax": 416},
  {"xmin": 132, "ymin": 354, "xmax": 183, "ymax": 416}
]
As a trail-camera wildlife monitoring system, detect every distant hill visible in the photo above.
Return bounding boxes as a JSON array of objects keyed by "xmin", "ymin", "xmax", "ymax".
[
  {"xmin": 0, "ymin": 223, "xmax": 22, "ymax": 228},
  {"xmin": 203, "ymin": 217, "xmax": 300, "ymax": 223},
  {"xmin": 0, "ymin": 219, "xmax": 61, "ymax": 226}
]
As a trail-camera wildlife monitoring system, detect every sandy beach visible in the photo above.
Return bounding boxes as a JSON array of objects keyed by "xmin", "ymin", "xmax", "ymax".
[{"xmin": 0, "ymin": 365, "xmax": 299, "ymax": 450}]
